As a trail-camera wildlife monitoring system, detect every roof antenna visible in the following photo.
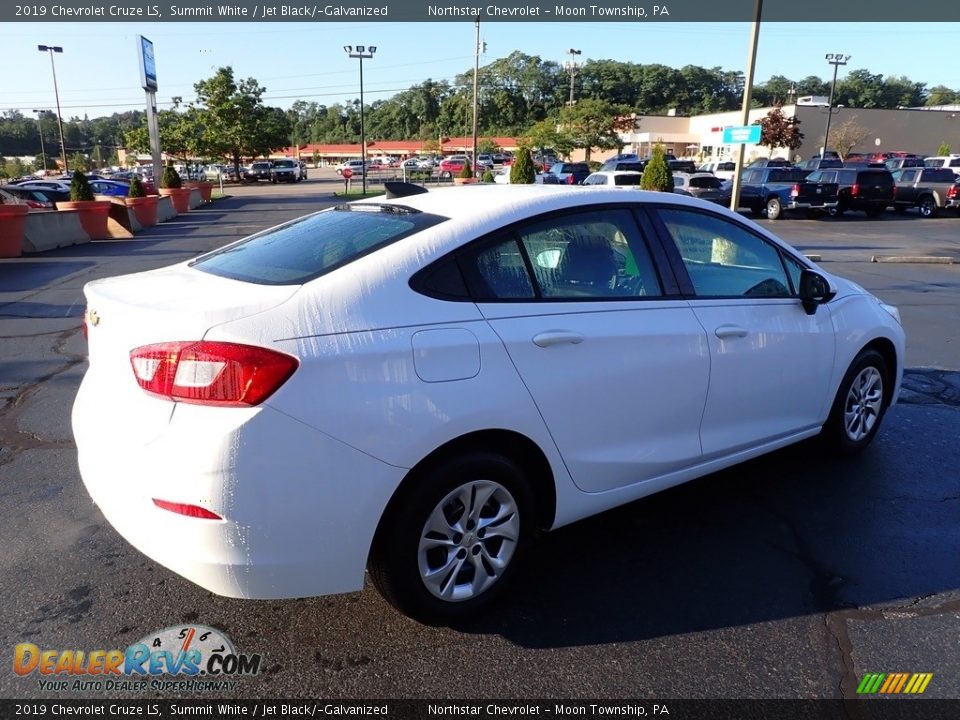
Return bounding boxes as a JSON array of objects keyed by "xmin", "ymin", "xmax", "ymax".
[{"xmin": 384, "ymin": 182, "xmax": 429, "ymax": 199}]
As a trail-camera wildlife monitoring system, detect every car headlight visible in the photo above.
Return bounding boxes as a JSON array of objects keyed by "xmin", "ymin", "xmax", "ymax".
[{"xmin": 874, "ymin": 296, "xmax": 901, "ymax": 325}]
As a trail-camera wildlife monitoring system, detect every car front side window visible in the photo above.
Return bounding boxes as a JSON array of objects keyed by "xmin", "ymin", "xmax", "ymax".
[{"xmin": 658, "ymin": 209, "xmax": 791, "ymax": 299}]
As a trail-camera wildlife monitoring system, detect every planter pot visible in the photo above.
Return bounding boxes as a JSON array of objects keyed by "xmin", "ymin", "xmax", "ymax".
[
  {"xmin": 185, "ymin": 182, "xmax": 213, "ymax": 202},
  {"xmin": 0, "ymin": 204, "xmax": 30, "ymax": 258},
  {"xmin": 125, "ymin": 196, "xmax": 159, "ymax": 227},
  {"xmin": 55, "ymin": 200, "xmax": 112, "ymax": 240},
  {"xmin": 158, "ymin": 188, "xmax": 191, "ymax": 214},
  {"xmin": 453, "ymin": 177, "xmax": 477, "ymax": 185}
]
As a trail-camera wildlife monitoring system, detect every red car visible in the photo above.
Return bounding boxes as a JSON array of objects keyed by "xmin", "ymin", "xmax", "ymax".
[{"xmin": 438, "ymin": 156, "xmax": 492, "ymax": 179}]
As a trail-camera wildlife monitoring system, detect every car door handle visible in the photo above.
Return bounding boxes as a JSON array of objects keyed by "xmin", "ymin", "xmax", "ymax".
[
  {"xmin": 532, "ymin": 331, "xmax": 585, "ymax": 348},
  {"xmin": 715, "ymin": 325, "xmax": 749, "ymax": 339}
]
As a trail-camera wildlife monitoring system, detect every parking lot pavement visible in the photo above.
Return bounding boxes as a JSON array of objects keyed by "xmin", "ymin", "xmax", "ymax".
[{"xmin": 1, "ymin": 185, "xmax": 958, "ymax": 700}]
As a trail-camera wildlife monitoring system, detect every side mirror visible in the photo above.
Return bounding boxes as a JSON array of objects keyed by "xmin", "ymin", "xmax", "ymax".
[{"xmin": 799, "ymin": 268, "xmax": 836, "ymax": 315}]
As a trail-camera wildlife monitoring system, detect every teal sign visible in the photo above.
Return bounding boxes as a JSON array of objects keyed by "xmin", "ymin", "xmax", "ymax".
[{"xmin": 722, "ymin": 125, "xmax": 762, "ymax": 144}]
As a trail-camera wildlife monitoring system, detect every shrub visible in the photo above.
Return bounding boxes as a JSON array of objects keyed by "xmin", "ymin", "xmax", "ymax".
[
  {"xmin": 458, "ymin": 162, "xmax": 474, "ymax": 180},
  {"xmin": 69, "ymin": 170, "xmax": 95, "ymax": 202},
  {"xmin": 128, "ymin": 176, "xmax": 147, "ymax": 199},
  {"xmin": 160, "ymin": 164, "xmax": 182, "ymax": 189},
  {"xmin": 588, "ymin": 161, "xmax": 602, "ymax": 172},
  {"xmin": 640, "ymin": 144, "xmax": 674, "ymax": 193},
  {"xmin": 481, "ymin": 169, "xmax": 494, "ymax": 183},
  {"xmin": 938, "ymin": 142, "xmax": 951, "ymax": 156},
  {"xmin": 509, "ymin": 147, "xmax": 536, "ymax": 184}
]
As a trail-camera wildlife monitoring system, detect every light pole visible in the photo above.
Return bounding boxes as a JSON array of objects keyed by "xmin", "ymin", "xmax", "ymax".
[
  {"xmin": 472, "ymin": 20, "xmax": 481, "ymax": 175},
  {"xmin": 822, "ymin": 53, "xmax": 851, "ymax": 158},
  {"xmin": 564, "ymin": 49, "xmax": 582, "ymax": 105},
  {"xmin": 38, "ymin": 45, "xmax": 68, "ymax": 173},
  {"xmin": 344, "ymin": 45, "xmax": 376, "ymax": 194},
  {"xmin": 32, "ymin": 109, "xmax": 47, "ymax": 175}
]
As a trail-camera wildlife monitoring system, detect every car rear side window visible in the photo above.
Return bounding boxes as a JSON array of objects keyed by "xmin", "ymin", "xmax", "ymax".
[
  {"xmin": 613, "ymin": 175, "xmax": 641, "ymax": 186},
  {"xmin": 191, "ymin": 206, "xmax": 447, "ymax": 285}
]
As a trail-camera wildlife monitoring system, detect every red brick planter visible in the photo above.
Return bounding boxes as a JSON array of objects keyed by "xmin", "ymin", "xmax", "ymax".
[{"xmin": 0, "ymin": 204, "xmax": 29, "ymax": 257}]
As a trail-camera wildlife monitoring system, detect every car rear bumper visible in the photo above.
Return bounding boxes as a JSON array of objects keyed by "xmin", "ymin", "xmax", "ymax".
[
  {"xmin": 788, "ymin": 200, "xmax": 838, "ymax": 210},
  {"xmin": 73, "ymin": 380, "xmax": 405, "ymax": 600}
]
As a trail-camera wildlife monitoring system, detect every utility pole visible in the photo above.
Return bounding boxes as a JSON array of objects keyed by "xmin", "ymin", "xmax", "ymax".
[
  {"xmin": 729, "ymin": 0, "xmax": 762, "ymax": 213},
  {"xmin": 564, "ymin": 48, "xmax": 582, "ymax": 105},
  {"xmin": 32, "ymin": 110, "xmax": 47, "ymax": 175},
  {"xmin": 471, "ymin": 20, "xmax": 480, "ymax": 176}
]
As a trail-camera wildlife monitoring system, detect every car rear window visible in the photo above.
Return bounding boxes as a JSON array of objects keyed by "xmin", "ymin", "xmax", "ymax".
[
  {"xmin": 689, "ymin": 176, "xmax": 722, "ymax": 189},
  {"xmin": 191, "ymin": 205, "xmax": 448, "ymax": 285},
  {"xmin": 613, "ymin": 174, "xmax": 641, "ymax": 186},
  {"xmin": 858, "ymin": 171, "xmax": 893, "ymax": 185},
  {"xmin": 922, "ymin": 169, "xmax": 957, "ymax": 182}
]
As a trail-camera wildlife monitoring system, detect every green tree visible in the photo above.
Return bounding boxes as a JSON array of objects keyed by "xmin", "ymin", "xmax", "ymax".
[
  {"xmin": 558, "ymin": 98, "xmax": 633, "ymax": 162},
  {"xmin": 509, "ymin": 146, "xmax": 536, "ymax": 184},
  {"xmin": 754, "ymin": 106, "xmax": 804, "ymax": 154},
  {"xmin": 937, "ymin": 142, "xmax": 951, "ymax": 156},
  {"xmin": 524, "ymin": 119, "xmax": 573, "ymax": 159},
  {"xmin": 640, "ymin": 144, "xmax": 673, "ymax": 193},
  {"xmin": 69, "ymin": 170, "xmax": 95, "ymax": 201},
  {"xmin": 192, "ymin": 67, "xmax": 292, "ymax": 178},
  {"xmin": 927, "ymin": 86, "xmax": 958, "ymax": 106}
]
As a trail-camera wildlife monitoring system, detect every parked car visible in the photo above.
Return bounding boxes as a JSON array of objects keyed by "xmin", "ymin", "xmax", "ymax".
[
  {"xmin": 336, "ymin": 160, "xmax": 367, "ymax": 176},
  {"xmin": 787, "ymin": 169, "xmax": 841, "ymax": 217},
  {"xmin": 747, "ymin": 158, "xmax": 795, "ymax": 168},
  {"xmin": 922, "ymin": 155, "xmax": 960, "ymax": 176},
  {"xmin": 945, "ymin": 182, "xmax": 960, "ymax": 212},
  {"xmin": 491, "ymin": 168, "xmax": 546, "ymax": 184},
  {"xmin": 831, "ymin": 167, "xmax": 897, "ymax": 217},
  {"xmin": 88, "ymin": 179, "xmax": 132, "ymax": 197},
  {"xmin": 672, "ymin": 172, "xmax": 730, "ymax": 205},
  {"xmin": 581, "ymin": 171, "xmax": 642, "ymax": 186},
  {"xmin": 698, "ymin": 161, "xmax": 737, "ymax": 182},
  {"xmin": 668, "ymin": 160, "xmax": 699, "ymax": 173},
  {"xmin": 737, "ymin": 166, "xmax": 813, "ymax": 219},
  {"xmin": 797, "ymin": 158, "xmax": 843, "ymax": 172},
  {"xmin": 598, "ymin": 159, "xmax": 647, "ymax": 173},
  {"xmin": 541, "ymin": 162, "xmax": 592, "ymax": 185},
  {"xmin": 884, "ymin": 157, "xmax": 926, "ymax": 172},
  {"xmin": 270, "ymin": 159, "xmax": 303, "ymax": 183},
  {"xmin": 8, "ymin": 179, "xmax": 72, "ymax": 194},
  {"xmin": 74, "ymin": 184, "xmax": 905, "ymax": 623},
  {"xmin": 109, "ymin": 172, "xmax": 157, "ymax": 193},
  {"xmin": 0, "ymin": 185, "xmax": 66, "ymax": 207},
  {"xmin": 890, "ymin": 167, "xmax": 958, "ymax": 217},
  {"xmin": 244, "ymin": 161, "xmax": 274, "ymax": 182},
  {"xmin": 439, "ymin": 156, "xmax": 487, "ymax": 179},
  {"xmin": 605, "ymin": 153, "xmax": 639, "ymax": 163}
]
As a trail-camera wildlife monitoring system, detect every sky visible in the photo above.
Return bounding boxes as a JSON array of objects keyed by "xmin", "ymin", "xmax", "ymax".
[{"xmin": 4, "ymin": 21, "xmax": 959, "ymax": 119}]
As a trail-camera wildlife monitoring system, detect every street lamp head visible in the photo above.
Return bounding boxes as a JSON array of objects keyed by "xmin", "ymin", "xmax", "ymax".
[
  {"xmin": 356, "ymin": 45, "xmax": 365, "ymax": 53},
  {"xmin": 369, "ymin": 46, "xmax": 377, "ymax": 54},
  {"xmin": 38, "ymin": 45, "xmax": 64, "ymax": 53},
  {"xmin": 343, "ymin": 45, "xmax": 352, "ymax": 53}
]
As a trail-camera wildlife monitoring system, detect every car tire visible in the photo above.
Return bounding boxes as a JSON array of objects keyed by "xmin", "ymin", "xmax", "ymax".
[
  {"xmin": 765, "ymin": 197, "xmax": 783, "ymax": 220},
  {"xmin": 369, "ymin": 452, "xmax": 536, "ymax": 624},
  {"xmin": 918, "ymin": 196, "xmax": 937, "ymax": 218},
  {"xmin": 821, "ymin": 349, "xmax": 889, "ymax": 456}
]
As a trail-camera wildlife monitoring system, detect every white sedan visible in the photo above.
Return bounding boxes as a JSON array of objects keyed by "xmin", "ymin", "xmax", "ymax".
[{"xmin": 74, "ymin": 185, "xmax": 904, "ymax": 623}]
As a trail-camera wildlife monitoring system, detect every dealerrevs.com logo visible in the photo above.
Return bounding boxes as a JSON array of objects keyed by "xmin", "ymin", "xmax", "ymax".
[{"xmin": 14, "ymin": 625, "xmax": 262, "ymax": 693}]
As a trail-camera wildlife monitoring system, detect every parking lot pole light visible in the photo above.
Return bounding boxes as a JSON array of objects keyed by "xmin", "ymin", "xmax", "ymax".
[
  {"xmin": 823, "ymin": 54, "xmax": 851, "ymax": 158},
  {"xmin": 344, "ymin": 45, "xmax": 376, "ymax": 194},
  {"xmin": 32, "ymin": 109, "xmax": 47, "ymax": 175},
  {"xmin": 472, "ymin": 21, "xmax": 480, "ymax": 174},
  {"xmin": 565, "ymin": 49, "xmax": 582, "ymax": 105},
  {"xmin": 729, "ymin": 0, "xmax": 762, "ymax": 213},
  {"xmin": 37, "ymin": 45, "xmax": 68, "ymax": 173}
]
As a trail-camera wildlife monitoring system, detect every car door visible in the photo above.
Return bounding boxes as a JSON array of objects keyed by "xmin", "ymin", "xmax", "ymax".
[
  {"xmin": 458, "ymin": 207, "xmax": 710, "ymax": 493},
  {"xmin": 652, "ymin": 207, "xmax": 836, "ymax": 459}
]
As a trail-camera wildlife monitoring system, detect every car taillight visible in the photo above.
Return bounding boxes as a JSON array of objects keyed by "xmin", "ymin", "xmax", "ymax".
[
  {"xmin": 152, "ymin": 499, "xmax": 223, "ymax": 520},
  {"xmin": 566, "ymin": 175, "xmax": 575, "ymax": 184},
  {"xmin": 790, "ymin": 184, "xmax": 799, "ymax": 197},
  {"xmin": 851, "ymin": 183, "xmax": 860, "ymax": 197},
  {"xmin": 891, "ymin": 185, "xmax": 896, "ymax": 197},
  {"xmin": 949, "ymin": 185, "xmax": 959, "ymax": 199},
  {"xmin": 129, "ymin": 341, "xmax": 298, "ymax": 407}
]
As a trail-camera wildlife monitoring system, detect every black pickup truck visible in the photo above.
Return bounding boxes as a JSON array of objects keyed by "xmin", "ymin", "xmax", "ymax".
[{"xmin": 787, "ymin": 169, "xmax": 840, "ymax": 217}]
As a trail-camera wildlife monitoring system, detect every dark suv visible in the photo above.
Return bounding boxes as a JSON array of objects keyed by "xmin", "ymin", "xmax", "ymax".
[
  {"xmin": 244, "ymin": 161, "xmax": 273, "ymax": 182},
  {"xmin": 832, "ymin": 167, "xmax": 896, "ymax": 217}
]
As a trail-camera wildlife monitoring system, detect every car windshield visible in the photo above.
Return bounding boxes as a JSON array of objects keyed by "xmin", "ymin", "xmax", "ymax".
[
  {"xmin": 192, "ymin": 206, "xmax": 448, "ymax": 285},
  {"xmin": 252, "ymin": 163, "xmax": 271, "ymax": 169},
  {"xmin": 274, "ymin": 161, "xmax": 296, "ymax": 168}
]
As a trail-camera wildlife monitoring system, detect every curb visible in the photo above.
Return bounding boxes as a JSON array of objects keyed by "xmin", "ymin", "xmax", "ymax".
[{"xmin": 871, "ymin": 256, "xmax": 955, "ymax": 264}]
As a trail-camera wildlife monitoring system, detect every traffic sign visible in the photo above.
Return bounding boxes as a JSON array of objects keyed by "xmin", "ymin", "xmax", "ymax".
[
  {"xmin": 342, "ymin": 168, "xmax": 354, "ymax": 179},
  {"xmin": 723, "ymin": 125, "xmax": 762, "ymax": 145}
]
